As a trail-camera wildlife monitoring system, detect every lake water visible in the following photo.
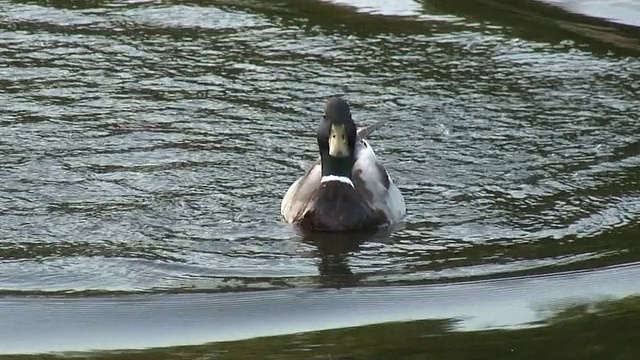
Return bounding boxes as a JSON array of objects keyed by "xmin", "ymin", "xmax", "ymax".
[{"xmin": 1, "ymin": 0, "xmax": 639, "ymax": 358}]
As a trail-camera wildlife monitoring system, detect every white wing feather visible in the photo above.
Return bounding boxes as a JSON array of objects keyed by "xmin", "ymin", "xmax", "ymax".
[
  {"xmin": 353, "ymin": 140, "xmax": 406, "ymax": 223},
  {"xmin": 281, "ymin": 162, "xmax": 320, "ymax": 222}
]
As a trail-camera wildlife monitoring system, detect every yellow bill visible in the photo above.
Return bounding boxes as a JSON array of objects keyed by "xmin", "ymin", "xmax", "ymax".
[{"xmin": 328, "ymin": 124, "xmax": 349, "ymax": 157}]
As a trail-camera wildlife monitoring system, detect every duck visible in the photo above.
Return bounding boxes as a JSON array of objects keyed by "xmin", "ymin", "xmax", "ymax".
[{"xmin": 280, "ymin": 97, "xmax": 406, "ymax": 232}]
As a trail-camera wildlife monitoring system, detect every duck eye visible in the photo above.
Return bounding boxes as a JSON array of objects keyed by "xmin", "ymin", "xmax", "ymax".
[{"xmin": 332, "ymin": 134, "xmax": 336, "ymax": 138}]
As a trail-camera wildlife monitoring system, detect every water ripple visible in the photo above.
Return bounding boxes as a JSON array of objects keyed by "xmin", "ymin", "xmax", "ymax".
[{"xmin": 0, "ymin": 0, "xmax": 639, "ymax": 297}]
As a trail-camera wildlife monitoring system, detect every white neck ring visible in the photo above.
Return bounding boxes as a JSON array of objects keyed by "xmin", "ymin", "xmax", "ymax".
[{"xmin": 320, "ymin": 175, "xmax": 354, "ymax": 188}]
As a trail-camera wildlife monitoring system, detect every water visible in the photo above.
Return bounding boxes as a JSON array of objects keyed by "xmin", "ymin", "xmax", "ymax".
[
  {"xmin": 0, "ymin": 0, "xmax": 639, "ymax": 357},
  {"xmin": 543, "ymin": 0, "xmax": 640, "ymax": 27}
]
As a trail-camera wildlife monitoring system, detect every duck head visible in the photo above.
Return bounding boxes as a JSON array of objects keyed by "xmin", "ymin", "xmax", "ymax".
[{"xmin": 316, "ymin": 97, "xmax": 357, "ymax": 179}]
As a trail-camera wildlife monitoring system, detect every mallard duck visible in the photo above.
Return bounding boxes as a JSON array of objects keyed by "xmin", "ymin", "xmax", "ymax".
[{"xmin": 281, "ymin": 97, "xmax": 406, "ymax": 232}]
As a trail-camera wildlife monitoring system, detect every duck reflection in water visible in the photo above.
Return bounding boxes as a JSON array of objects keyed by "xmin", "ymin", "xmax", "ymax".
[{"xmin": 298, "ymin": 227, "xmax": 399, "ymax": 288}]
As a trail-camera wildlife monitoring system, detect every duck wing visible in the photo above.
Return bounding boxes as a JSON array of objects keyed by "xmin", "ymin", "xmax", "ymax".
[
  {"xmin": 281, "ymin": 159, "xmax": 321, "ymax": 222},
  {"xmin": 352, "ymin": 138, "xmax": 406, "ymax": 224}
]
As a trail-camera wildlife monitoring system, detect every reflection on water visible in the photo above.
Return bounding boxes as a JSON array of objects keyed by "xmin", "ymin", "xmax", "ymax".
[
  {"xmin": 426, "ymin": 0, "xmax": 640, "ymax": 52},
  {"xmin": 2, "ymin": 262, "xmax": 640, "ymax": 354},
  {"xmin": 302, "ymin": 228, "xmax": 395, "ymax": 287},
  {"xmin": 0, "ymin": 0, "xmax": 639, "ymax": 356},
  {"xmin": 542, "ymin": 0, "xmax": 640, "ymax": 27},
  {"xmin": 77, "ymin": 295, "xmax": 638, "ymax": 360}
]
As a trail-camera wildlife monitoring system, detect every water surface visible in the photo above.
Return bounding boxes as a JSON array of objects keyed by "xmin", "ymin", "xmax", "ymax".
[{"xmin": 0, "ymin": 0, "xmax": 639, "ymax": 357}]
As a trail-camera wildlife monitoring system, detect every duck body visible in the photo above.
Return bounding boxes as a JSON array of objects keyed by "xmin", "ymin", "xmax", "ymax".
[{"xmin": 281, "ymin": 97, "xmax": 406, "ymax": 232}]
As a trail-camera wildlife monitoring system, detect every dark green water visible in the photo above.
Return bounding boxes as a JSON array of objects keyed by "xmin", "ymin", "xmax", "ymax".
[{"xmin": 1, "ymin": 0, "xmax": 639, "ymax": 358}]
